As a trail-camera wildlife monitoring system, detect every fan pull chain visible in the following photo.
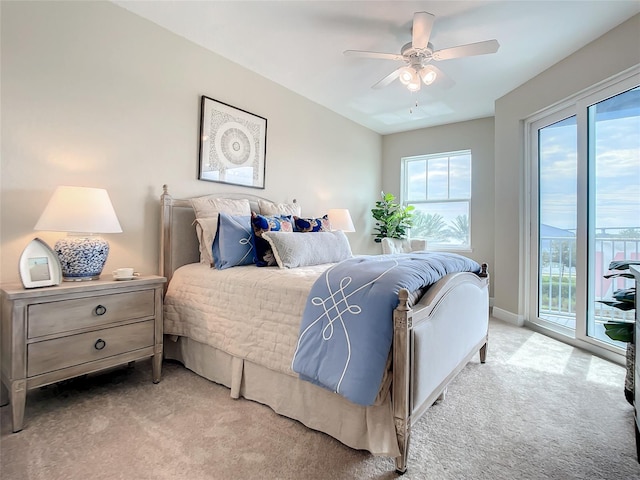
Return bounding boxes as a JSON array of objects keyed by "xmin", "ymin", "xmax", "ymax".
[{"xmin": 409, "ymin": 99, "xmax": 418, "ymax": 114}]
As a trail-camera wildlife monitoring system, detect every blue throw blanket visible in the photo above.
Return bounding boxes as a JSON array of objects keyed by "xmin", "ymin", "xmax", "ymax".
[{"xmin": 291, "ymin": 252, "xmax": 481, "ymax": 406}]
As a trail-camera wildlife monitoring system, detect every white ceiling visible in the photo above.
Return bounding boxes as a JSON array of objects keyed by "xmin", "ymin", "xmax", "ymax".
[{"xmin": 114, "ymin": 1, "xmax": 640, "ymax": 135}]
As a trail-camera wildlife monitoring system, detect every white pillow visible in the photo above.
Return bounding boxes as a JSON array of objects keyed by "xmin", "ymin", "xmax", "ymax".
[
  {"xmin": 258, "ymin": 199, "xmax": 301, "ymax": 217},
  {"xmin": 381, "ymin": 238, "xmax": 428, "ymax": 254},
  {"xmin": 191, "ymin": 196, "xmax": 251, "ymax": 266},
  {"xmin": 261, "ymin": 231, "xmax": 352, "ymax": 269}
]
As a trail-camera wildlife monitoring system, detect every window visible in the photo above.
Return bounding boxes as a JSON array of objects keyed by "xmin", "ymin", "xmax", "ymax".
[{"xmin": 402, "ymin": 150, "xmax": 472, "ymax": 249}]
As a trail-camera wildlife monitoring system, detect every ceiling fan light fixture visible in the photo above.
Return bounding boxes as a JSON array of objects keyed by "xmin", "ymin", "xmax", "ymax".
[
  {"xmin": 420, "ymin": 68, "xmax": 437, "ymax": 85},
  {"xmin": 345, "ymin": 12, "xmax": 498, "ymax": 94},
  {"xmin": 398, "ymin": 66, "xmax": 416, "ymax": 85},
  {"xmin": 407, "ymin": 79, "xmax": 421, "ymax": 92}
]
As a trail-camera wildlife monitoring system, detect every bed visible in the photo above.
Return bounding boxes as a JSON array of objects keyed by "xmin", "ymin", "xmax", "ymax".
[{"xmin": 159, "ymin": 185, "xmax": 489, "ymax": 473}]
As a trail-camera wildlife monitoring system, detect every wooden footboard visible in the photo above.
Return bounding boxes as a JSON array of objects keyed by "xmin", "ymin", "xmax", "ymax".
[
  {"xmin": 393, "ymin": 289, "xmax": 413, "ymax": 474},
  {"xmin": 392, "ymin": 264, "xmax": 489, "ymax": 474}
]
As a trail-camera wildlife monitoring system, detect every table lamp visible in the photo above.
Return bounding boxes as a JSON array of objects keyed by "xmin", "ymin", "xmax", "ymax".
[
  {"xmin": 34, "ymin": 186, "xmax": 122, "ymax": 281},
  {"xmin": 327, "ymin": 209, "xmax": 355, "ymax": 232}
]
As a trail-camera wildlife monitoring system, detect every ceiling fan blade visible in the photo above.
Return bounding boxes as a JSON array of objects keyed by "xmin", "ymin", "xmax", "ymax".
[
  {"xmin": 412, "ymin": 12, "xmax": 434, "ymax": 50},
  {"xmin": 432, "ymin": 39, "xmax": 500, "ymax": 61},
  {"xmin": 372, "ymin": 68, "xmax": 402, "ymax": 89},
  {"xmin": 343, "ymin": 50, "xmax": 405, "ymax": 61},
  {"xmin": 425, "ymin": 64, "xmax": 455, "ymax": 89}
]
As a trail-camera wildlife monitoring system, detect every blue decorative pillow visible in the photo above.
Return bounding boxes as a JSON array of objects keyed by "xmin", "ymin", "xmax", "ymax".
[
  {"xmin": 293, "ymin": 215, "xmax": 331, "ymax": 233},
  {"xmin": 251, "ymin": 212, "xmax": 294, "ymax": 266},
  {"xmin": 212, "ymin": 213, "xmax": 254, "ymax": 270}
]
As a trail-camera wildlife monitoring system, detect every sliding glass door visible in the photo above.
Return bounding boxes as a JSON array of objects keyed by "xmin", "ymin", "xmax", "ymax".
[
  {"xmin": 529, "ymin": 73, "xmax": 639, "ymax": 355},
  {"xmin": 587, "ymin": 86, "xmax": 640, "ymax": 346},
  {"xmin": 535, "ymin": 113, "xmax": 577, "ymax": 333}
]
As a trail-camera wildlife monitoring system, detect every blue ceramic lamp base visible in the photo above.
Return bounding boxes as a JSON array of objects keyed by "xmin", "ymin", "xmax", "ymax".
[{"xmin": 54, "ymin": 235, "xmax": 110, "ymax": 281}]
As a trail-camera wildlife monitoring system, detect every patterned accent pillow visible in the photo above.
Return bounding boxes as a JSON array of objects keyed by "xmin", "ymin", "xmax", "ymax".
[
  {"xmin": 293, "ymin": 215, "xmax": 331, "ymax": 233},
  {"xmin": 212, "ymin": 213, "xmax": 254, "ymax": 270},
  {"xmin": 251, "ymin": 212, "xmax": 294, "ymax": 266}
]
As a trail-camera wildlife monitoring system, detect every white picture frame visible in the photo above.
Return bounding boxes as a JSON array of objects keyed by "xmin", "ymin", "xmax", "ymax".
[{"xmin": 19, "ymin": 238, "xmax": 62, "ymax": 288}]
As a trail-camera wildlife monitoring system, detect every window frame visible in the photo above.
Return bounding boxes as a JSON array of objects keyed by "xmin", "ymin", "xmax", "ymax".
[
  {"xmin": 401, "ymin": 149, "xmax": 472, "ymax": 251},
  {"xmin": 523, "ymin": 65, "xmax": 639, "ymax": 363}
]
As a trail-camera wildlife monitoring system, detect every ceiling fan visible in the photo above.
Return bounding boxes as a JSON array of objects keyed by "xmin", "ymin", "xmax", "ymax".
[{"xmin": 344, "ymin": 12, "xmax": 499, "ymax": 91}]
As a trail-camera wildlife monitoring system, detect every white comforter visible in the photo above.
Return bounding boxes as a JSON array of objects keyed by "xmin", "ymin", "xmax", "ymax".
[{"xmin": 163, "ymin": 262, "xmax": 332, "ymax": 376}]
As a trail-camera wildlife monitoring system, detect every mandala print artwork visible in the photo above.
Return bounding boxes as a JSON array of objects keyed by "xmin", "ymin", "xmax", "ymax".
[{"xmin": 198, "ymin": 96, "xmax": 267, "ymax": 189}]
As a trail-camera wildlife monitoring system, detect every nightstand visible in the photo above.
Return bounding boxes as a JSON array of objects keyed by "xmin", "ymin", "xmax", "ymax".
[{"xmin": 0, "ymin": 275, "xmax": 166, "ymax": 432}]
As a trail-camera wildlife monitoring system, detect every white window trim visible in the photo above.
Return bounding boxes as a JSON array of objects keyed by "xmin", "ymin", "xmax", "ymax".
[{"xmin": 401, "ymin": 150, "xmax": 472, "ymax": 251}]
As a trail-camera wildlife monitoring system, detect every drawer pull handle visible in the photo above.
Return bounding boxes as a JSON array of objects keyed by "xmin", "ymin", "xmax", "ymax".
[
  {"xmin": 94, "ymin": 305, "xmax": 107, "ymax": 316},
  {"xmin": 94, "ymin": 339, "xmax": 107, "ymax": 350}
]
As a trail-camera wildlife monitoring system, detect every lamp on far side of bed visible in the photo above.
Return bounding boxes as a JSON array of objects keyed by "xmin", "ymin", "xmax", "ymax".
[
  {"xmin": 327, "ymin": 209, "xmax": 355, "ymax": 232},
  {"xmin": 34, "ymin": 186, "xmax": 122, "ymax": 281}
]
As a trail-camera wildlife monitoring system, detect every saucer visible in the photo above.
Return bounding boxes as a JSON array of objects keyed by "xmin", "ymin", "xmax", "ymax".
[{"xmin": 113, "ymin": 274, "xmax": 138, "ymax": 281}]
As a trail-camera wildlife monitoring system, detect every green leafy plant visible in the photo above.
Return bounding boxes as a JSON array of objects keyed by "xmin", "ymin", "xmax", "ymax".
[
  {"xmin": 603, "ymin": 321, "xmax": 634, "ymax": 343},
  {"xmin": 599, "ymin": 260, "xmax": 638, "ymax": 343},
  {"xmin": 600, "ymin": 288, "xmax": 635, "ymax": 342},
  {"xmin": 598, "ymin": 260, "xmax": 637, "ymax": 405},
  {"xmin": 371, "ymin": 192, "xmax": 414, "ymax": 242}
]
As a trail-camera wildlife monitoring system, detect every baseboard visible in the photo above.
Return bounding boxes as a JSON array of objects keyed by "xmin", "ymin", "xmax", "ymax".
[{"xmin": 492, "ymin": 307, "xmax": 525, "ymax": 327}]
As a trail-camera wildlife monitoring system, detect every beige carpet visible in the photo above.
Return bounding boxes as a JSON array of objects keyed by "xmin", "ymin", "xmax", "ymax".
[{"xmin": 1, "ymin": 318, "xmax": 639, "ymax": 480}]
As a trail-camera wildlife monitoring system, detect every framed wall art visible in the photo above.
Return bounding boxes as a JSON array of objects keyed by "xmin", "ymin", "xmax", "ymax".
[
  {"xmin": 198, "ymin": 96, "xmax": 267, "ymax": 189},
  {"xmin": 19, "ymin": 238, "xmax": 62, "ymax": 288}
]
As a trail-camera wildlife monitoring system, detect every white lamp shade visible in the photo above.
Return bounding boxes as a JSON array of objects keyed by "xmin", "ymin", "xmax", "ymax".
[
  {"xmin": 34, "ymin": 186, "xmax": 122, "ymax": 234},
  {"xmin": 328, "ymin": 209, "xmax": 355, "ymax": 232}
]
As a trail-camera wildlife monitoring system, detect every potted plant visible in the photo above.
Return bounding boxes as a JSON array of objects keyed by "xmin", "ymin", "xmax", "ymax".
[
  {"xmin": 599, "ymin": 260, "xmax": 638, "ymax": 405},
  {"xmin": 371, "ymin": 192, "xmax": 414, "ymax": 243}
]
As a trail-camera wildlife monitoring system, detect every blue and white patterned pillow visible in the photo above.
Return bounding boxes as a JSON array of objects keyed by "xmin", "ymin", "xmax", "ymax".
[
  {"xmin": 251, "ymin": 212, "xmax": 294, "ymax": 266},
  {"xmin": 212, "ymin": 213, "xmax": 254, "ymax": 270},
  {"xmin": 293, "ymin": 215, "xmax": 331, "ymax": 233}
]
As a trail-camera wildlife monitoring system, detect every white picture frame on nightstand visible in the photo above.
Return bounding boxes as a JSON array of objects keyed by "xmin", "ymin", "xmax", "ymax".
[{"xmin": 18, "ymin": 238, "xmax": 62, "ymax": 288}]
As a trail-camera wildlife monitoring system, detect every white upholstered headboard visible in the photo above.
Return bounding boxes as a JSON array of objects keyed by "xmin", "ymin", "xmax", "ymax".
[{"xmin": 159, "ymin": 184, "xmax": 283, "ymax": 285}]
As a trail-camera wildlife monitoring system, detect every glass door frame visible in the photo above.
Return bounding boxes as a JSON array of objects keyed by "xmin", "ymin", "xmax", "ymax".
[
  {"xmin": 524, "ymin": 66, "xmax": 639, "ymax": 362},
  {"xmin": 527, "ymin": 105, "xmax": 581, "ymax": 340}
]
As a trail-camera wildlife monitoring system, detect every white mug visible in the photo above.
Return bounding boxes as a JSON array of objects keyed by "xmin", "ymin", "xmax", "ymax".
[{"xmin": 113, "ymin": 267, "xmax": 135, "ymax": 278}]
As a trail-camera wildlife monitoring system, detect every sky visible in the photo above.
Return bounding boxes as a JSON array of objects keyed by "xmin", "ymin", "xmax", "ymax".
[{"xmin": 539, "ymin": 88, "xmax": 640, "ymax": 233}]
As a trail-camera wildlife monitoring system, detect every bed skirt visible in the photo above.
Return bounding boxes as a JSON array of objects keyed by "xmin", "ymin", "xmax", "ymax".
[{"xmin": 163, "ymin": 335, "xmax": 401, "ymax": 457}]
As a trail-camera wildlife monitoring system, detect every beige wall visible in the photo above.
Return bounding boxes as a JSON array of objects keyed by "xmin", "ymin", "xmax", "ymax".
[
  {"xmin": 2, "ymin": 1, "xmax": 637, "ymax": 308},
  {"xmin": 381, "ymin": 117, "xmax": 496, "ymax": 297},
  {"xmin": 493, "ymin": 14, "xmax": 640, "ymax": 318},
  {"xmin": 0, "ymin": 1, "xmax": 381, "ymax": 283}
]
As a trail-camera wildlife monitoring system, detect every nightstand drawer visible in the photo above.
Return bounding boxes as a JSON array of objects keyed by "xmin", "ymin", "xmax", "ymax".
[
  {"xmin": 28, "ymin": 290, "xmax": 155, "ymax": 338},
  {"xmin": 27, "ymin": 320, "xmax": 155, "ymax": 377}
]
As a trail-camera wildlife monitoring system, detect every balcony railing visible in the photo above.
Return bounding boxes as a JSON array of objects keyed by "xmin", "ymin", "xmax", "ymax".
[{"xmin": 539, "ymin": 230, "xmax": 638, "ymax": 330}]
